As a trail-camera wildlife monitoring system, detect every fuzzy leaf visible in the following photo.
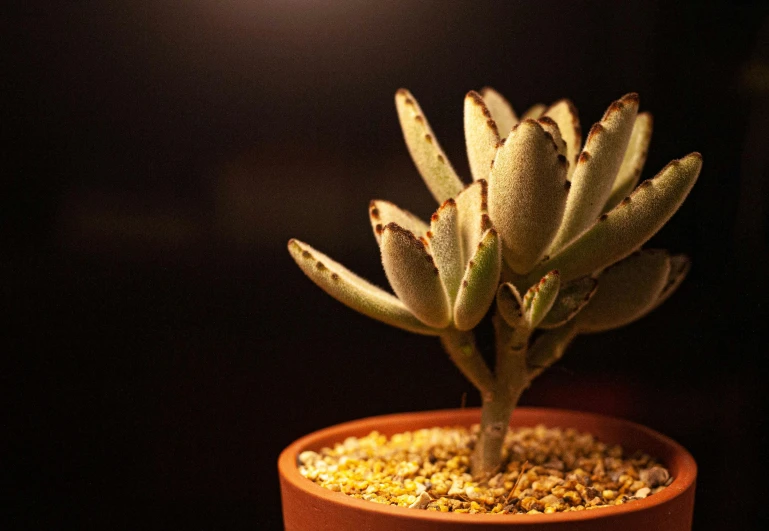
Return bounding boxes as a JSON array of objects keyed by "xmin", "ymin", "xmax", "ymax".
[
  {"xmin": 538, "ymin": 276, "xmax": 598, "ymax": 329},
  {"xmin": 527, "ymin": 322, "xmax": 577, "ymax": 380},
  {"xmin": 381, "ymin": 223, "xmax": 451, "ymax": 328},
  {"xmin": 521, "ymin": 270, "xmax": 561, "ymax": 328},
  {"xmin": 455, "ymin": 179, "xmax": 491, "ymax": 267},
  {"xmin": 537, "ymin": 117, "xmax": 568, "ymax": 161},
  {"xmin": 489, "ymin": 119, "xmax": 569, "ymax": 274},
  {"xmin": 521, "ymin": 103, "xmax": 546, "ymax": 120},
  {"xmin": 368, "ymin": 200, "xmax": 428, "ymax": 246},
  {"xmin": 543, "ymin": 99, "xmax": 581, "ymax": 176},
  {"xmin": 395, "ymin": 89, "xmax": 465, "ymax": 203},
  {"xmin": 479, "ymin": 87, "xmax": 518, "ymax": 138},
  {"xmin": 453, "ymin": 229, "xmax": 502, "ymax": 330},
  {"xmin": 428, "ymin": 199, "xmax": 463, "ymax": 303},
  {"xmin": 576, "ymin": 250, "xmax": 670, "ymax": 333},
  {"xmin": 496, "ymin": 282, "xmax": 524, "ymax": 328},
  {"xmin": 649, "ymin": 254, "xmax": 691, "ymax": 311},
  {"xmin": 525, "ymin": 153, "xmax": 702, "ymax": 285},
  {"xmin": 549, "ymin": 94, "xmax": 640, "ymax": 254},
  {"xmin": 288, "ymin": 239, "xmax": 440, "ymax": 336},
  {"xmin": 465, "ymin": 91, "xmax": 501, "ymax": 182},
  {"xmin": 604, "ymin": 113, "xmax": 654, "ymax": 212}
]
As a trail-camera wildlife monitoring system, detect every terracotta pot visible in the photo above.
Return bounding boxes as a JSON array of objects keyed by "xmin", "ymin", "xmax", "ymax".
[{"xmin": 278, "ymin": 407, "xmax": 696, "ymax": 530}]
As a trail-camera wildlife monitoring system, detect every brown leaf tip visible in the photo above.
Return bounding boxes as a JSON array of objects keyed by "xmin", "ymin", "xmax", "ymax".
[
  {"xmin": 396, "ymin": 88, "xmax": 409, "ymax": 97},
  {"xmin": 302, "ymin": 250, "xmax": 312, "ymax": 259},
  {"xmin": 442, "ymin": 198, "xmax": 456, "ymax": 209},
  {"xmin": 375, "ymin": 223, "xmax": 384, "ymax": 235},
  {"xmin": 316, "ymin": 261, "xmax": 326, "ymax": 271},
  {"xmin": 537, "ymin": 116, "xmax": 557, "ymax": 128},
  {"xmin": 426, "ymin": 230, "xmax": 433, "ymax": 239},
  {"xmin": 578, "ymin": 152, "xmax": 591, "ymax": 164},
  {"xmin": 437, "ymin": 154, "xmax": 445, "ymax": 164},
  {"xmin": 564, "ymin": 180, "xmax": 572, "ymax": 190},
  {"xmin": 424, "ymin": 133, "xmax": 433, "ymax": 144},
  {"xmin": 599, "ymin": 213, "xmax": 609, "ymax": 222},
  {"xmin": 557, "ymin": 154, "xmax": 568, "ymax": 166},
  {"xmin": 620, "ymin": 197, "xmax": 632, "ymax": 206},
  {"xmin": 419, "ymin": 237, "xmax": 429, "ymax": 246},
  {"xmin": 639, "ymin": 179, "xmax": 653, "ymax": 188},
  {"xmin": 468, "ymin": 260, "xmax": 475, "ymax": 268},
  {"xmin": 587, "ymin": 123, "xmax": 604, "ymax": 143},
  {"xmin": 463, "ymin": 280, "xmax": 469, "ymax": 287},
  {"xmin": 370, "ymin": 206, "xmax": 380, "ymax": 220},
  {"xmin": 431, "ymin": 213, "xmax": 440, "ymax": 222},
  {"xmin": 331, "ymin": 273, "xmax": 340, "ymax": 281},
  {"xmin": 621, "ymin": 92, "xmax": 640, "ymax": 105},
  {"xmin": 415, "ymin": 115, "xmax": 425, "ymax": 123}
]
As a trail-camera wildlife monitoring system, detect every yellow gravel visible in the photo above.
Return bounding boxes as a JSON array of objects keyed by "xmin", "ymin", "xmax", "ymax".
[{"xmin": 298, "ymin": 424, "xmax": 671, "ymax": 514}]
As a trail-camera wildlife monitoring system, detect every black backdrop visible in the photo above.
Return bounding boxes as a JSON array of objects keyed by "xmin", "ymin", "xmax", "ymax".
[{"xmin": 5, "ymin": 1, "xmax": 769, "ymax": 529}]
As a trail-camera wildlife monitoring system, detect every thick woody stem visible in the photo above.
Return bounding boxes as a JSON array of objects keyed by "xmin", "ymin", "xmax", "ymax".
[{"xmin": 471, "ymin": 316, "xmax": 532, "ymax": 476}]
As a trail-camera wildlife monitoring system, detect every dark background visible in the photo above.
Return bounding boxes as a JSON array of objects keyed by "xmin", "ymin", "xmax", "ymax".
[{"xmin": 5, "ymin": 0, "xmax": 769, "ymax": 529}]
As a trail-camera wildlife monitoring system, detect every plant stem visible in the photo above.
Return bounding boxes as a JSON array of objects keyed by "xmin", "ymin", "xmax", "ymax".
[
  {"xmin": 471, "ymin": 316, "xmax": 531, "ymax": 476},
  {"xmin": 439, "ymin": 329, "xmax": 495, "ymax": 395}
]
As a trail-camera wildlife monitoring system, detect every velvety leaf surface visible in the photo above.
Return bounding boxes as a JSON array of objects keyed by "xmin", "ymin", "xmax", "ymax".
[
  {"xmin": 381, "ymin": 223, "xmax": 451, "ymax": 328},
  {"xmin": 549, "ymin": 93, "xmax": 640, "ymax": 253},
  {"xmin": 453, "ymin": 229, "xmax": 502, "ymax": 330},
  {"xmin": 489, "ymin": 119, "xmax": 569, "ymax": 274},
  {"xmin": 576, "ymin": 250, "xmax": 670, "ymax": 332},
  {"xmin": 395, "ymin": 89, "xmax": 465, "ymax": 203},
  {"xmin": 524, "ymin": 152, "xmax": 702, "ymax": 284},
  {"xmin": 288, "ymin": 239, "xmax": 441, "ymax": 335},
  {"xmin": 465, "ymin": 91, "xmax": 501, "ymax": 183}
]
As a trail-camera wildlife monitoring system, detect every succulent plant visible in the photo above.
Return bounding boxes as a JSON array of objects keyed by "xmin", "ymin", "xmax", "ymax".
[{"xmin": 288, "ymin": 87, "xmax": 701, "ymax": 475}]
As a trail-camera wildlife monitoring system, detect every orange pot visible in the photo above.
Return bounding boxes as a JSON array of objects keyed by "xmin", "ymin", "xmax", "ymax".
[{"xmin": 278, "ymin": 407, "xmax": 696, "ymax": 530}]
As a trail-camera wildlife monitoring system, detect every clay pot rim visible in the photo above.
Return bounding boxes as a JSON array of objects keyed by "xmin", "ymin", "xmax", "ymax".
[{"xmin": 278, "ymin": 407, "xmax": 696, "ymax": 525}]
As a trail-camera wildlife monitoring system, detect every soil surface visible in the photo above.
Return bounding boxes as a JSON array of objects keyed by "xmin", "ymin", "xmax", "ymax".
[{"xmin": 297, "ymin": 424, "xmax": 672, "ymax": 514}]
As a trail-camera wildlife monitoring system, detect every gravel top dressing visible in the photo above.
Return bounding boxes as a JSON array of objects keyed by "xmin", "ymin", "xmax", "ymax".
[{"xmin": 298, "ymin": 424, "xmax": 672, "ymax": 514}]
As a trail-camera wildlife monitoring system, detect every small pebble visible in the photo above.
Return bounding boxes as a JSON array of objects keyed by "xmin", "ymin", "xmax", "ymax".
[{"xmin": 298, "ymin": 425, "xmax": 671, "ymax": 514}]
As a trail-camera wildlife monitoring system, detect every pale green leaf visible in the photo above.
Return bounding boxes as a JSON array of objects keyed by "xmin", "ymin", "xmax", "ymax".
[
  {"xmin": 287, "ymin": 239, "xmax": 441, "ymax": 335},
  {"xmin": 543, "ymin": 99, "xmax": 581, "ymax": 177},
  {"xmin": 455, "ymin": 179, "xmax": 490, "ymax": 268},
  {"xmin": 453, "ymin": 229, "xmax": 502, "ymax": 330},
  {"xmin": 576, "ymin": 250, "xmax": 670, "ymax": 333},
  {"xmin": 465, "ymin": 91, "xmax": 501, "ymax": 182},
  {"xmin": 525, "ymin": 153, "xmax": 702, "ymax": 285},
  {"xmin": 395, "ymin": 89, "xmax": 465, "ymax": 203},
  {"xmin": 537, "ymin": 117, "xmax": 568, "ymax": 161},
  {"xmin": 521, "ymin": 270, "xmax": 561, "ymax": 328},
  {"xmin": 428, "ymin": 198, "xmax": 463, "ymax": 303},
  {"xmin": 489, "ymin": 119, "xmax": 569, "ymax": 274},
  {"xmin": 368, "ymin": 200, "xmax": 428, "ymax": 246},
  {"xmin": 549, "ymin": 93, "xmax": 640, "ymax": 254},
  {"xmin": 649, "ymin": 254, "xmax": 691, "ymax": 311},
  {"xmin": 521, "ymin": 103, "xmax": 546, "ymax": 120},
  {"xmin": 496, "ymin": 282, "xmax": 524, "ymax": 328},
  {"xmin": 381, "ymin": 223, "xmax": 451, "ymax": 328},
  {"xmin": 538, "ymin": 276, "xmax": 598, "ymax": 329},
  {"xmin": 479, "ymin": 87, "xmax": 518, "ymax": 139},
  {"xmin": 604, "ymin": 113, "xmax": 654, "ymax": 213}
]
